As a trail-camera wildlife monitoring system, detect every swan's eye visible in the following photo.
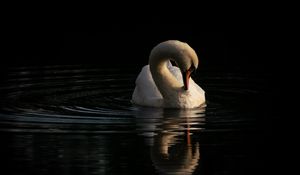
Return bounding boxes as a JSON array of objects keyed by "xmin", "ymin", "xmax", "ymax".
[{"xmin": 188, "ymin": 65, "xmax": 195, "ymax": 72}]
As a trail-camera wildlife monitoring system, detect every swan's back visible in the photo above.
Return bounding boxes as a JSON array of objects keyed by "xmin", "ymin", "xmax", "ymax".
[{"xmin": 131, "ymin": 65, "xmax": 163, "ymax": 107}]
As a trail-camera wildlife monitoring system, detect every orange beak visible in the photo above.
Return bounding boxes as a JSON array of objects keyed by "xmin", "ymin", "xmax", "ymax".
[{"xmin": 182, "ymin": 70, "xmax": 192, "ymax": 90}]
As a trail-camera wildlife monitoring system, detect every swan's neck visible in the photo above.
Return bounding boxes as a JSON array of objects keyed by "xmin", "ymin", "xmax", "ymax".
[{"xmin": 149, "ymin": 58, "xmax": 182, "ymax": 100}]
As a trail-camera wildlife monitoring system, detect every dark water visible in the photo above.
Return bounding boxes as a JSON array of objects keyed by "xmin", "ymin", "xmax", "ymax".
[{"xmin": 0, "ymin": 65, "xmax": 279, "ymax": 175}]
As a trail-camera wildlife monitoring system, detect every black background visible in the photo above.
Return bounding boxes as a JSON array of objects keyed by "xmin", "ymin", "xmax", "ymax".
[{"xmin": 4, "ymin": 24, "xmax": 281, "ymax": 75}]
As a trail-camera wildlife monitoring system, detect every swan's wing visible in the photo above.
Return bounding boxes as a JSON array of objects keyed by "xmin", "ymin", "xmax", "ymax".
[{"xmin": 131, "ymin": 65, "xmax": 163, "ymax": 107}]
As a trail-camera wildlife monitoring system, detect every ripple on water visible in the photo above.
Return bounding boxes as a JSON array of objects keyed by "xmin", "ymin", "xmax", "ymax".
[{"xmin": 0, "ymin": 65, "xmax": 268, "ymax": 134}]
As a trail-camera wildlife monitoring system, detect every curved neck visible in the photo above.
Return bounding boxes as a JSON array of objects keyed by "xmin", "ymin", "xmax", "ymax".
[
  {"xmin": 149, "ymin": 40, "xmax": 198, "ymax": 101},
  {"xmin": 149, "ymin": 57, "xmax": 182, "ymax": 99}
]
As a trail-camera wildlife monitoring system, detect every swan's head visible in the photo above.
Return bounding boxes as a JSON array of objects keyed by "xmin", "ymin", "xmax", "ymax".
[
  {"xmin": 150, "ymin": 40, "xmax": 199, "ymax": 90},
  {"xmin": 176, "ymin": 42, "xmax": 198, "ymax": 91}
]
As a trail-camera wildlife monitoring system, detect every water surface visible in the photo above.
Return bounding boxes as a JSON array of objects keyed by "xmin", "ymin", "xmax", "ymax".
[{"xmin": 0, "ymin": 65, "xmax": 277, "ymax": 175}]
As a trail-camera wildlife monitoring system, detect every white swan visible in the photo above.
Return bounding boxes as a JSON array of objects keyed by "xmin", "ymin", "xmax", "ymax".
[{"xmin": 132, "ymin": 40, "xmax": 205, "ymax": 108}]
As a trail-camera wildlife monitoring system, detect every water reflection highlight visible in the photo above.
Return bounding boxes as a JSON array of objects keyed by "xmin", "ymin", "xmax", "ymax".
[{"xmin": 135, "ymin": 107, "xmax": 205, "ymax": 174}]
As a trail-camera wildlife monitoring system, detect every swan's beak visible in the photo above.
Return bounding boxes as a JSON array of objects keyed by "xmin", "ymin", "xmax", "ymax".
[{"xmin": 183, "ymin": 70, "xmax": 192, "ymax": 90}]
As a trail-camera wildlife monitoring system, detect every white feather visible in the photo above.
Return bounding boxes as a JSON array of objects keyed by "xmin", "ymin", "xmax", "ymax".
[{"xmin": 131, "ymin": 40, "xmax": 205, "ymax": 108}]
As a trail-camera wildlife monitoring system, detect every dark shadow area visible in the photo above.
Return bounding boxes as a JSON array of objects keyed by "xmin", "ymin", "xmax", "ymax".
[{"xmin": 3, "ymin": 25, "xmax": 280, "ymax": 74}]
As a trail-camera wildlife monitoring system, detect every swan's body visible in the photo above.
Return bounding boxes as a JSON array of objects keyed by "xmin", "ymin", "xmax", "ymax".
[{"xmin": 132, "ymin": 40, "xmax": 205, "ymax": 108}]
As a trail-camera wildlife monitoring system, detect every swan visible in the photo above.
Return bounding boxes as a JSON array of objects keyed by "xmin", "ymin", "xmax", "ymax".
[{"xmin": 132, "ymin": 40, "xmax": 205, "ymax": 108}]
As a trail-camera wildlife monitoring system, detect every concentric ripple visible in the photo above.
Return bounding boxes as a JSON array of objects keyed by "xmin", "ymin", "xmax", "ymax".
[{"xmin": 0, "ymin": 65, "xmax": 270, "ymax": 134}]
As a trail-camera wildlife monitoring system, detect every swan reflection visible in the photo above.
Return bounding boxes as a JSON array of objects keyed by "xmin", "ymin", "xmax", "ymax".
[{"xmin": 135, "ymin": 107, "xmax": 206, "ymax": 175}]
